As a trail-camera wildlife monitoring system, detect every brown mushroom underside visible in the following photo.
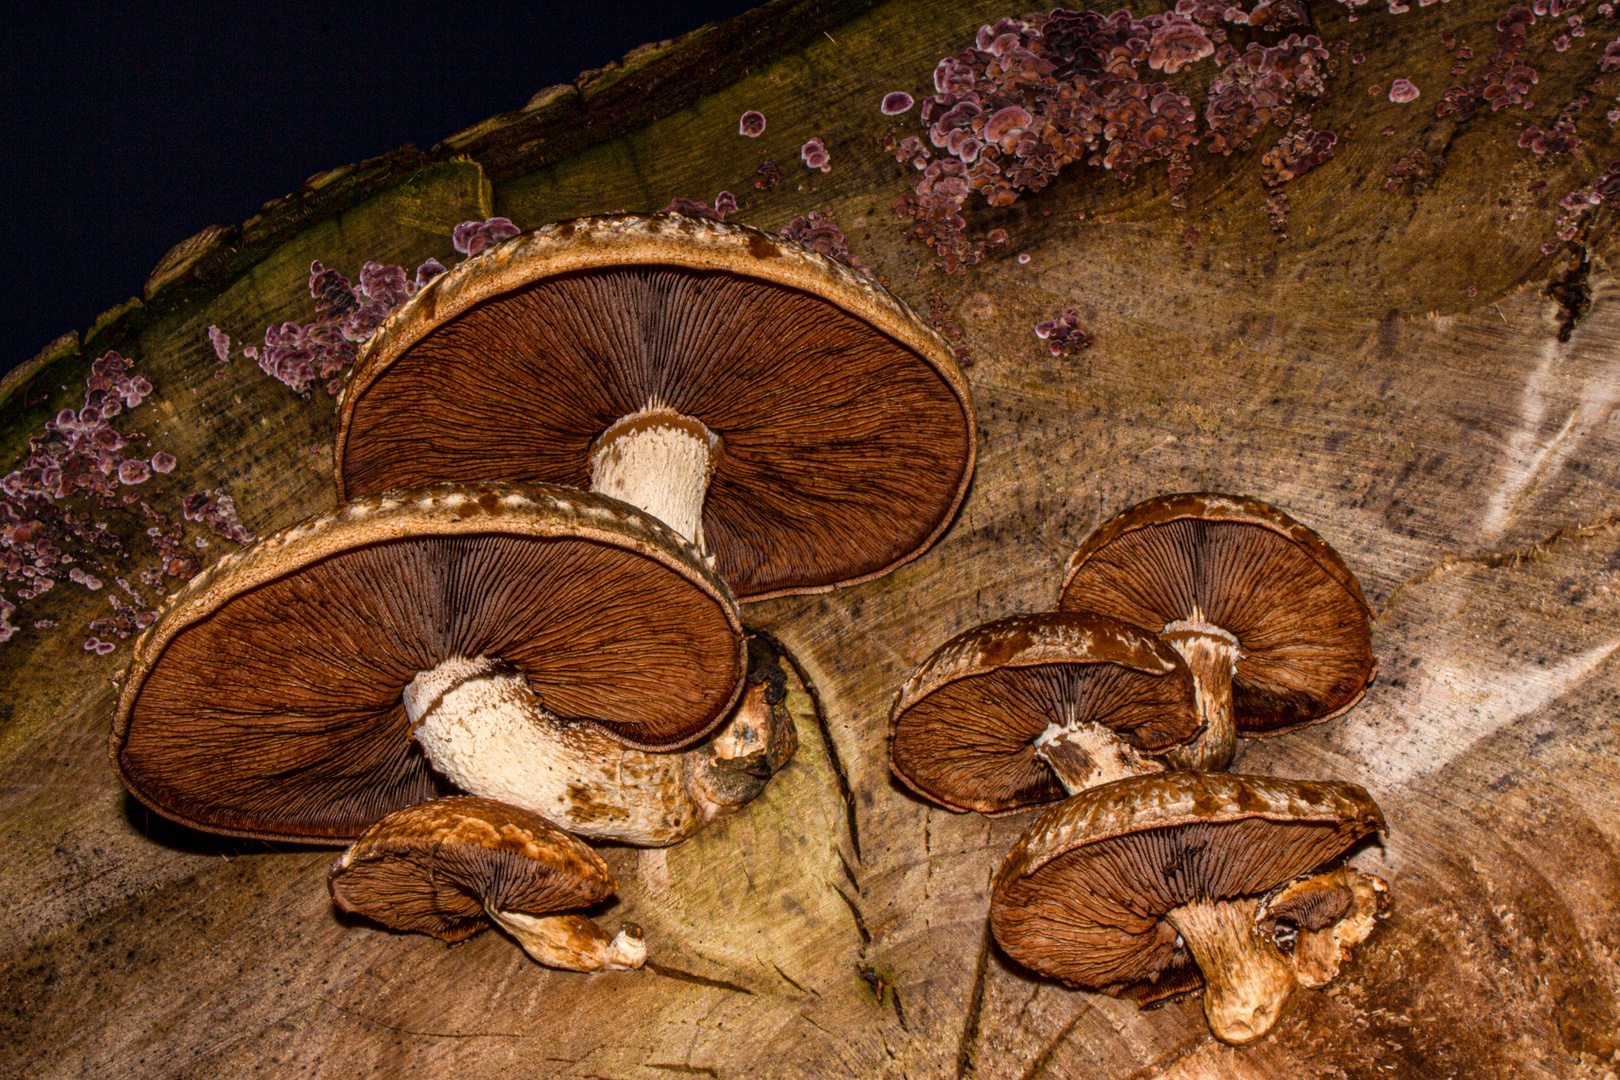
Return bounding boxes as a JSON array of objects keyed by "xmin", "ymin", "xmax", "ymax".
[
  {"xmin": 991, "ymin": 772, "xmax": 1384, "ymax": 1000},
  {"xmin": 338, "ymin": 253, "xmax": 973, "ymax": 601},
  {"xmin": 113, "ymin": 485, "xmax": 743, "ymax": 842},
  {"xmin": 329, "ymin": 796, "xmax": 617, "ymax": 941},
  {"xmin": 1057, "ymin": 494, "xmax": 1375, "ymax": 735},
  {"xmin": 889, "ymin": 613, "xmax": 1198, "ymax": 814}
]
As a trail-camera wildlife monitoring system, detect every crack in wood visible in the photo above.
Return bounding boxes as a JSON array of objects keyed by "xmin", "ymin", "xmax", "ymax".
[
  {"xmin": 954, "ymin": 920, "xmax": 993, "ymax": 1080},
  {"xmin": 789, "ymin": 640, "xmax": 862, "ymax": 864},
  {"xmin": 645, "ymin": 961, "xmax": 755, "ymax": 995},
  {"xmin": 1376, "ymin": 509, "xmax": 1620, "ymax": 621},
  {"xmin": 832, "ymin": 883, "xmax": 871, "ymax": 948},
  {"xmin": 770, "ymin": 960, "xmax": 810, "ymax": 994},
  {"xmin": 1015, "ymin": 1005, "xmax": 1089, "ymax": 1080},
  {"xmin": 645, "ymin": 1064, "xmax": 719, "ymax": 1077}
]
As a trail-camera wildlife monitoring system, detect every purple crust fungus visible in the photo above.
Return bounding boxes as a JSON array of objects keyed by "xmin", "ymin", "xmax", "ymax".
[
  {"xmin": 452, "ymin": 217, "xmax": 521, "ymax": 257},
  {"xmin": 1035, "ymin": 308, "xmax": 1093, "ymax": 356},
  {"xmin": 882, "ymin": 91, "xmax": 916, "ymax": 115},
  {"xmin": 801, "ymin": 137, "xmax": 832, "ymax": 172},
  {"xmin": 333, "ymin": 214, "xmax": 976, "ymax": 603},
  {"xmin": 1388, "ymin": 78, "xmax": 1421, "ymax": 103},
  {"xmin": 738, "ymin": 110, "xmax": 766, "ymax": 137}
]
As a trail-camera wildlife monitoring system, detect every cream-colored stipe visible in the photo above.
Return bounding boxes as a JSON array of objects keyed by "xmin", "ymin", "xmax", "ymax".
[{"xmin": 590, "ymin": 410, "xmax": 717, "ymax": 550}]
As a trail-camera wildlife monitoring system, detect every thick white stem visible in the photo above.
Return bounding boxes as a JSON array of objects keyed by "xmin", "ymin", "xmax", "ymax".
[
  {"xmin": 1165, "ymin": 897, "xmax": 1298, "ymax": 1046},
  {"xmin": 487, "ymin": 910, "xmax": 646, "ymax": 972},
  {"xmin": 589, "ymin": 406, "xmax": 719, "ymax": 551},
  {"xmin": 405, "ymin": 657, "xmax": 790, "ymax": 846},
  {"xmin": 1031, "ymin": 720, "xmax": 1164, "ymax": 793},
  {"xmin": 1160, "ymin": 617, "xmax": 1242, "ymax": 772}
]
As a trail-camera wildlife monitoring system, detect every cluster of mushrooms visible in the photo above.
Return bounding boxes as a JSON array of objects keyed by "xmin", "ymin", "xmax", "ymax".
[
  {"xmin": 105, "ymin": 211, "xmax": 1389, "ymax": 1046},
  {"xmin": 108, "ymin": 214, "xmax": 976, "ymax": 973},
  {"xmin": 890, "ymin": 493, "xmax": 1391, "ymax": 1044}
]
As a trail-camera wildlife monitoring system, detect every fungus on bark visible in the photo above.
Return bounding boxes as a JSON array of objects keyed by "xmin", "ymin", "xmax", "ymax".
[
  {"xmin": 1057, "ymin": 493, "xmax": 1376, "ymax": 771},
  {"xmin": 334, "ymin": 214, "xmax": 976, "ymax": 602},
  {"xmin": 889, "ymin": 612, "xmax": 1200, "ymax": 813},
  {"xmin": 991, "ymin": 772, "xmax": 1387, "ymax": 1045},
  {"xmin": 328, "ymin": 795, "xmax": 645, "ymax": 972},
  {"xmin": 110, "ymin": 481, "xmax": 753, "ymax": 845}
]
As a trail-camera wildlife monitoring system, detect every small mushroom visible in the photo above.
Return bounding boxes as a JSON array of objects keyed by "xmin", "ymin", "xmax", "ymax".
[
  {"xmin": 991, "ymin": 771, "xmax": 1387, "ymax": 1045},
  {"xmin": 328, "ymin": 796, "xmax": 645, "ymax": 972},
  {"xmin": 1058, "ymin": 493, "xmax": 1376, "ymax": 771},
  {"xmin": 111, "ymin": 481, "xmax": 776, "ymax": 845},
  {"xmin": 335, "ymin": 213, "xmax": 976, "ymax": 602},
  {"xmin": 1256, "ymin": 865, "xmax": 1390, "ymax": 988},
  {"xmin": 888, "ymin": 612, "xmax": 1201, "ymax": 813}
]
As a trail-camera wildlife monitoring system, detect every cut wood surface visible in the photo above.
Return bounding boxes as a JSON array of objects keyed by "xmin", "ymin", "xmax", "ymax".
[{"xmin": 3, "ymin": 1, "xmax": 1619, "ymax": 1077}]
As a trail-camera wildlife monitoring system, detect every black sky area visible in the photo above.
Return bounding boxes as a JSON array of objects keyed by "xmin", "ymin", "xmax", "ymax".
[{"xmin": 1, "ymin": 2, "xmax": 761, "ymax": 378}]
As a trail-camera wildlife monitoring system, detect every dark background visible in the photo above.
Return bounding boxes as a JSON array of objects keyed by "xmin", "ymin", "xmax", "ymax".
[{"xmin": 1, "ymin": 2, "xmax": 761, "ymax": 378}]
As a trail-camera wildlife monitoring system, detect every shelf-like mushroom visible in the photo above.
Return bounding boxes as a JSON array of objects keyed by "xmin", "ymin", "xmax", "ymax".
[
  {"xmin": 333, "ymin": 213, "xmax": 977, "ymax": 602},
  {"xmin": 328, "ymin": 796, "xmax": 645, "ymax": 972},
  {"xmin": 1057, "ymin": 493, "xmax": 1376, "ymax": 770},
  {"xmin": 888, "ymin": 612, "xmax": 1200, "ymax": 813},
  {"xmin": 991, "ymin": 771, "xmax": 1387, "ymax": 1046},
  {"xmin": 111, "ymin": 481, "xmax": 765, "ymax": 845}
]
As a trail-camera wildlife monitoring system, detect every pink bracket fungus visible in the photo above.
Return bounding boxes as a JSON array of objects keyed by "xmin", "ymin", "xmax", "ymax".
[
  {"xmin": 1058, "ymin": 493, "xmax": 1376, "ymax": 771},
  {"xmin": 738, "ymin": 109, "xmax": 766, "ymax": 137},
  {"xmin": 881, "ymin": 91, "xmax": 916, "ymax": 115},
  {"xmin": 109, "ymin": 481, "xmax": 796, "ymax": 846},
  {"xmin": 991, "ymin": 772, "xmax": 1388, "ymax": 1045},
  {"xmin": 333, "ymin": 213, "xmax": 976, "ymax": 603},
  {"xmin": 800, "ymin": 136, "xmax": 832, "ymax": 171},
  {"xmin": 329, "ymin": 796, "xmax": 646, "ymax": 973},
  {"xmin": 1388, "ymin": 78, "xmax": 1421, "ymax": 103}
]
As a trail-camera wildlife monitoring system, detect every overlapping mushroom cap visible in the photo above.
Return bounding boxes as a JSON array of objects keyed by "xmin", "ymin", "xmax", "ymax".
[
  {"xmin": 1058, "ymin": 492, "xmax": 1376, "ymax": 738},
  {"xmin": 333, "ymin": 213, "xmax": 977, "ymax": 601},
  {"xmin": 110, "ymin": 482, "xmax": 745, "ymax": 843},
  {"xmin": 328, "ymin": 795, "xmax": 618, "ymax": 942},
  {"xmin": 888, "ymin": 612, "xmax": 1199, "ymax": 813},
  {"xmin": 991, "ymin": 771, "xmax": 1385, "ymax": 1004}
]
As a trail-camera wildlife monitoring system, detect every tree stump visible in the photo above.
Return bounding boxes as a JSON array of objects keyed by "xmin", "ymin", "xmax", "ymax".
[{"xmin": 3, "ymin": 2, "xmax": 1618, "ymax": 1077}]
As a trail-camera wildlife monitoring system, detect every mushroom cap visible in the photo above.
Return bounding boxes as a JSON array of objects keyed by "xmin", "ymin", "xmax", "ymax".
[
  {"xmin": 888, "ymin": 612, "xmax": 1200, "ymax": 814},
  {"xmin": 110, "ymin": 481, "xmax": 745, "ymax": 843},
  {"xmin": 1057, "ymin": 492, "xmax": 1376, "ymax": 737},
  {"xmin": 333, "ymin": 213, "xmax": 977, "ymax": 602},
  {"xmin": 990, "ymin": 771, "xmax": 1385, "ymax": 1000},
  {"xmin": 328, "ymin": 795, "xmax": 617, "ymax": 941}
]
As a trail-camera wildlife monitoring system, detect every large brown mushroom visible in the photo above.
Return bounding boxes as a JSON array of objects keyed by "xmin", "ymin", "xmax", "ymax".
[
  {"xmin": 333, "ymin": 213, "xmax": 977, "ymax": 602},
  {"xmin": 991, "ymin": 771, "xmax": 1387, "ymax": 1045},
  {"xmin": 110, "ymin": 481, "xmax": 773, "ymax": 845},
  {"xmin": 1057, "ymin": 493, "xmax": 1376, "ymax": 770},
  {"xmin": 888, "ymin": 612, "xmax": 1201, "ymax": 813},
  {"xmin": 328, "ymin": 796, "xmax": 645, "ymax": 972}
]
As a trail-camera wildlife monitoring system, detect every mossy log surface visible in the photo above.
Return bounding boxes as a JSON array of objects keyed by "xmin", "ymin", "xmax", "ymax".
[{"xmin": 4, "ymin": 2, "xmax": 1620, "ymax": 1077}]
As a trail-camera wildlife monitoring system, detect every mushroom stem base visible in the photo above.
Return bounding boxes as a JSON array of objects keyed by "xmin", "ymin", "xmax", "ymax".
[
  {"xmin": 1032, "ymin": 720, "xmax": 1164, "ymax": 793},
  {"xmin": 1159, "ymin": 620, "xmax": 1241, "ymax": 771},
  {"xmin": 488, "ymin": 909, "xmax": 646, "ymax": 972},
  {"xmin": 590, "ymin": 406, "xmax": 720, "ymax": 552},
  {"xmin": 1165, "ymin": 896, "xmax": 1297, "ymax": 1046}
]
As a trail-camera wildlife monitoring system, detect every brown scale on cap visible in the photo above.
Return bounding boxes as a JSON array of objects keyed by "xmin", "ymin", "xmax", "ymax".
[
  {"xmin": 333, "ymin": 213, "xmax": 977, "ymax": 603},
  {"xmin": 328, "ymin": 796, "xmax": 645, "ymax": 972},
  {"xmin": 888, "ymin": 611, "xmax": 1201, "ymax": 813},
  {"xmin": 110, "ymin": 481, "xmax": 746, "ymax": 844},
  {"xmin": 991, "ymin": 771, "xmax": 1387, "ymax": 1046},
  {"xmin": 1058, "ymin": 492, "xmax": 1376, "ymax": 770}
]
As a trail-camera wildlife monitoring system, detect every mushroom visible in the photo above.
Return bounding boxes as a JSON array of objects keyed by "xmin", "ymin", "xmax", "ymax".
[
  {"xmin": 1057, "ymin": 493, "xmax": 1376, "ymax": 771},
  {"xmin": 333, "ymin": 213, "xmax": 977, "ymax": 602},
  {"xmin": 110, "ymin": 481, "xmax": 785, "ymax": 846},
  {"xmin": 1255, "ymin": 864, "xmax": 1390, "ymax": 988},
  {"xmin": 888, "ymin": 612, "xmax": 1202, "ymax": 812},
  {"xmin": 328, "ymin": 795, "xmax": 646, "ymax": 972},
  {"xmin": 991, "ymin": 771, "xmax": 1387, "ymax": 1045}
]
